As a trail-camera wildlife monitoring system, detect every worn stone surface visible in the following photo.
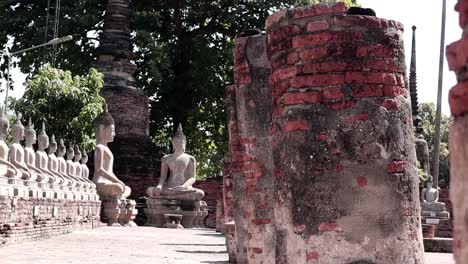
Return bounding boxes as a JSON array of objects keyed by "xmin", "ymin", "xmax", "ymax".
[
  {"xmin": 447, "ymin": 1, "xmax": 468, "ymax": 263},
  {"xmin": 225, "ymin": 3, "xmax": 424, "ymax": 263}
]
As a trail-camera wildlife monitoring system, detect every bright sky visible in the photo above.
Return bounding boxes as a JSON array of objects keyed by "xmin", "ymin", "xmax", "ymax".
[{"xmin": 1, "ymin": 0, "xmax": 461, "ymax": 116}]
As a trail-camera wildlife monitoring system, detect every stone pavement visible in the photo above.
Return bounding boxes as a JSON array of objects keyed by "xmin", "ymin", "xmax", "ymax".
[{"xmin": 0, "ymin": 226, "xmax": 454, "ymax": 264}]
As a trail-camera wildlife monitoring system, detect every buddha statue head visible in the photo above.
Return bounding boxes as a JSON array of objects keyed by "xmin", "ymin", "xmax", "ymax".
[
  {"xmin": 11, "ymin": 113, "xmax": 24, "ymax": 142},
  {"xmin": 81, "ymin": 152, "xmax": 88, "ymax": 164},
  {"xmin": 49, "ymin": 135, "xmax": 58, "ymax": 154},
  {"xmin": 94, "ymin": 103, "xmax": 115, "ymax": 144},
  {"xmin": 425, "ymin": 175, "xmax": 434, "ymax": 190},
  {"xmin": 24, "ymin": 117, "xmax": 36, "ymax": 145},
  {"xmin": 0, "ymin": 110, "xmax": 9, "ymax": 140},
  {"xmin": 66, "ymin": 143, "xmax": 74, "ymax": 160},
  {"xmin": 37, "ymin": 122, "xmax": 49, "ymax": 150},
  {"xmin": 57, "ymin": 139, "xmax": 66, "ymax": 157},
  {"xmin": 74, "ymin": 145, "xmax": 82, "ymax": 162},
  {"xmin": 171, "ymin": 124, "xmax": 186, "ymax": 153}
]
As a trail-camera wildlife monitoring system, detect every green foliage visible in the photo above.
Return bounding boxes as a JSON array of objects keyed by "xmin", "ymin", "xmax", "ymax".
[
  {"xmin": 11, "ymin": 66, "xmax": 104, "ymax": 152},
  {"xmin": 418, "ymin": 103, "xmax": 451, "ymax": 183}
]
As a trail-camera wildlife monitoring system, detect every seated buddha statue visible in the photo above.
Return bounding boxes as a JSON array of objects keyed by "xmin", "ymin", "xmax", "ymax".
[
  {"xmin": 57, "ymin": 139, "xmax": 79, "ymax": 188},
  {"xmin": 66, "ymin": 144, "xmax": 87, "ymax": 188},
  {"xmin": 146, "ymin": 124, "xmax": 204, "ymax": 201},
  {"xmin": 92, "ymin": 106, "xmax": 131, "ymax": 199},
  {"xmin": 421, "ymin": 176, "xmax": 449, "ymax": 217},
  {"xmin": 0, "ymin": 111, "xmax": 19, "ymax": 178},
  {"xmin": 73, "ymin": 145, "xmax": 94, "ymax": 189},
  {"xmin": 36, "ymin": 123, "xmax": 62, "ymax": 185},
  {"xmin": 9, "ymin": 114, "xmax": 36, "ymax": 181},
  {"xmin": 48, "ymin": 135, "xmax": 73, "ymax": 187},
  {"xmin": 24, "ymin": 118, "xmax": 51, "ymax": 184}
]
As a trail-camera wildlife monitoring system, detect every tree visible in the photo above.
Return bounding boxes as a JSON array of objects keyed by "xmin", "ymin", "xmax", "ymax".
[
  {"xmin": 418, "ymin": 102, "xmax": 451, "ymax": 185},
  {"xmin": 11, "ymin": 66, "xmax": 105, "ymax": 152},
  {"xmin": 294, "ymin": 0, "xmax": 359, "ymax": 6},
  {"xmin": 1, "ymin": 0, "xmax": 359, "ymax": 178}
]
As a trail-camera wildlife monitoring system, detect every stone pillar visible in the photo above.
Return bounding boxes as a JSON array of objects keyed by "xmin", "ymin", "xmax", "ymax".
[
  {"xmin": 232, "ymin": 33, "xmax": 275, "ymax": 263},
  {"xmin": 265, "ymin": 4, "xmax": 424, "ymax": 263},
  {"xmin": 94, "ymin": 0, "xmax": 161, "ymax": 198},
  {"xmin": 447, "ymin": 0, "xmax": 468, "ymax": 262}
]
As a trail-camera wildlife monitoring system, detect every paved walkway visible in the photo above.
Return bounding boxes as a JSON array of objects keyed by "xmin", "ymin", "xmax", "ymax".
[{"xmin": 0, "ymin": 226, "xmax": 455, "ymax": 264}]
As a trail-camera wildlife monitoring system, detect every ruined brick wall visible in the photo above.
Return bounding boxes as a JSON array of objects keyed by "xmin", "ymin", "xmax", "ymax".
[
  {"xmin": 0, "ymin": 196, "xmax": 101, "ymax": 246},
  {"xmin": 225, "ymin": 3, "xmax": 425, "ymax": 263},
  {"xmin": 436, "ymin": 189, "xmax": 453, "ymax": 238},
  {"xmin": 447, "ymin": 0, "xmax": 468, "ymax": 262},
  {"xmin": 194, "ymin": 177, "xmax": 222, "ymax": 228}
]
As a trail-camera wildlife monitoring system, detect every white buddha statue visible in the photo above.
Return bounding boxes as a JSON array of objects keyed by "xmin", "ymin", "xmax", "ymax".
[
  {"xmin": 48, "ymin": 135, "xmax": 72, "ymax": 187},
  {"xmin": 421, "ymin": 176, "xmax": 449, "ymax": 217},
  {"xmin": 24, "ymin": 118, "xmax": 50, "ymax": 184},
  {"xmin": 35, "ymin": 123, "xmax": 61, "ymax": 185},
  {"xmin": 9, "ymin": 114, "xmax": 36, "ymax": 181},
  {"xmin": 66, "ymin": 144, "xmax": 86, "ymax": 188},
  {"xmin": 73, "ymin": 145, "xmax": 93, "ymax": 189},
  {"xmin": 146, "ymin": 124, "xmax": 204, "ymax": 201},
  {"xmin": 80, "ymin": 152, "xmax": 96, "ymax": 190},
  {"xmin": 92, "ymin": 106, "xmax": 131, "ymax": 199},
  {"xmin": 0, "ymin": 111, "xmax": 19, "ymax": 178}
]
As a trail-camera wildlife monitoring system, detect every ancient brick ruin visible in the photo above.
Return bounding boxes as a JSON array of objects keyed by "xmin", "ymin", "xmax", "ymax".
[
  {"xmin": 447, "ymin": 0, "xmax": 468, "ymax": 262},
  {"xmin": 223, "ymin": 3, "xmax": 425, "ymax": 263},
  {"xmin": 94, "ymin": 0, "xmax": 161, "ymax": 199}
]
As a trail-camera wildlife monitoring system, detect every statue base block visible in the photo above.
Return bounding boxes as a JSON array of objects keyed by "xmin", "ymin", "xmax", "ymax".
[
  {"xmin": 145, "ymin": 197, "xmax": 208, "ymax": 228},
  {"xmin": 101, "ymin": 198, "xmax": 121, "ymax": 226}
]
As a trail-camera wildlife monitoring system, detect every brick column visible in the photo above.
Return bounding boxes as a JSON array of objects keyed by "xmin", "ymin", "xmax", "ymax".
[
  {"xmin": 266, "ymin": 3, "xmax": 424, "ymax": 263},
  {"xmin": 447, "ymin": 0, "xmax": 468, "ymax": 262}
]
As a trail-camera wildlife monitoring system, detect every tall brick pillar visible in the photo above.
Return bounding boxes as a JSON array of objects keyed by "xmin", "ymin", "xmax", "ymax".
[
  {"xmin": 266, "ymin": 4, "xmax": 424, "ymax": 263},
  {"xmin": 447, "ymin": 0, "xmax": 468, "ymax": 262},
  {"xmin": 94, "ymin": 0, "xmax": 161, "ymax": 198}
]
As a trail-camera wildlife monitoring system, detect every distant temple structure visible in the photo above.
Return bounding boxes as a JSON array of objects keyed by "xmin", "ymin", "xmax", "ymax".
[{"xmin": 94, "ymin": 0, "xmax": 161, "ymax": 198}]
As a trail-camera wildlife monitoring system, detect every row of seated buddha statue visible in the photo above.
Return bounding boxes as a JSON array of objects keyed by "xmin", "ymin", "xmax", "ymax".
[
  {"xmin": 92, "ymin": 105, "xmax": 137, "ymax": 226},
  {"xmin": 0, "ymin": 112, "xmax": 98, "ymax": 201}
]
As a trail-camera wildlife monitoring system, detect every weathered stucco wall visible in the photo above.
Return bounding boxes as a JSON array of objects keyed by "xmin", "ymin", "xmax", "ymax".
[
  {"xmin": 447, "ymin": 0, "xmax": 468, "ymax": 263},
  {"xmin": 224, "ymin": 3, "xmax": 425, "ymax": 263}
]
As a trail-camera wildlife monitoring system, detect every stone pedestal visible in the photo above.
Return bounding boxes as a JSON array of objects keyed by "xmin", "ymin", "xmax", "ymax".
[
  {"xmin": 101, "ymin": 198, "xmax": 121, "ymax": 226},
  {"xmin": 145, "ymin": 197, "xmax": 208, "ymax": 228},
  {"xmin": 163, "ymin": 214, "xmax": 184, "ymax": 229},
  {"xmin": 120, "ymin": 199, "xmax": 138, "ymax": 226},
  {"xmin": 0, "ymin": 176, "xmax": 13, "ymax": 196},
  {"xmin": 9, "ymin": 179, "xmax": 28, "ymax": 197}
]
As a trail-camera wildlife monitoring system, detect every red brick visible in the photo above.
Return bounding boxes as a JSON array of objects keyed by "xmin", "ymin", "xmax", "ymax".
[
  {"xmin": 347, "ymin": 113, "xmax": 369, "ymax": 123},
  {"xmin": 383, "ymin": 86, "xmax": 408, "ymax": 97},
  {"xmin": 299, "ymin": 47, "xmax": 329, "ymax": 61},
  {"xmin": 292, "ymin": 32, "xmax": 362, "ymax": 48},
  {"xmin": 302, "ymin": 61, "xmax": 348, "ymax": 74},
  {"xmin": 455, "ymin": 0, "xmax": 468, "ymax": 28},
  {"xmin": 326, "ymin": 101, "xmax": 356, "ymax": 110},
  {"xmin": 273, "ymin": 80, "xmax": 291, "ymax": 98},
  {"xmin": 282, "ymin": 92, "xmax": 322, "ymax": 105},
  {"xmin": 287, "ymin": 52, "xmax": 300, "ymax": 64},
  {"xmin": 315, "ymin": 133, "xmax": 328, "ymax": 142},
  {"xmin": 387, "ymin": 160, "xmax": 406, "ymax": 173},
  {"xmin": 283, "ymin": 121, "xmax": 310, "ymax": 132},
  {"xmin": 446, "ymin": 37, "xmax": 468, "ymax": 71},
  {"xmin": 380, "ymin": 98, "xmax": 400, "ymax": 111},
  {"xmin": 252, "ymin": 247, "xmax": 263, "ymax": 254},
  {"xmin": 365, "ymin": 60, "xmax": 402, "ymax": 72},
  {"xmin": 291, "ymin": 2, "xmax": 348, "ymax": 19},
  {"xmin": 449, "ymin": 81, "xmax": 468, "ymax": 116},
  {"xmin": 319, "ymin": 222, "xmax": 338, "ymax": 231},
  {"xmin": 270, "ymin": 66, "xmax": 300, "ymax": 83},
  {"xmin": 265, "ymin": 9, "xmax": 287, "ymax": 31},
  {"xmin": 307, "ymin": 251, "xmax": 319, "ymax": 261},
  {"xmin": 356, "ymin": 45, "xmax": 398, "ymax": 58},
  {"xmin": 252, "ymin": 218, "xmax": 272, "ymax": 225},
  {"xmin": 323, "ymin": 87, "xmax": 345, "ymax": 100},
  {"xmin": 356, "ymin": 176, "xmax": 368, "ymax": 187},
  {"xmin": 268, "ymin": 25, "xmax": 302, "ymax": 44},
  {"xmin": 353, "ymin": 85, "xmax": 384, "ymax": 98},
  {"xmin": 346, "ymin": 72, "xmax": 398, "ymax": 85},
  {"xmin": 307, "ymin": 20, "xmax": 329, "ymax": 32},
  {"xmin": 334, "ymin": 14, "xmax": 384, "ymax": 29},
  {"xmin": 291, "ymin": 74, "xmax": 345, "ymax": 88}
]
